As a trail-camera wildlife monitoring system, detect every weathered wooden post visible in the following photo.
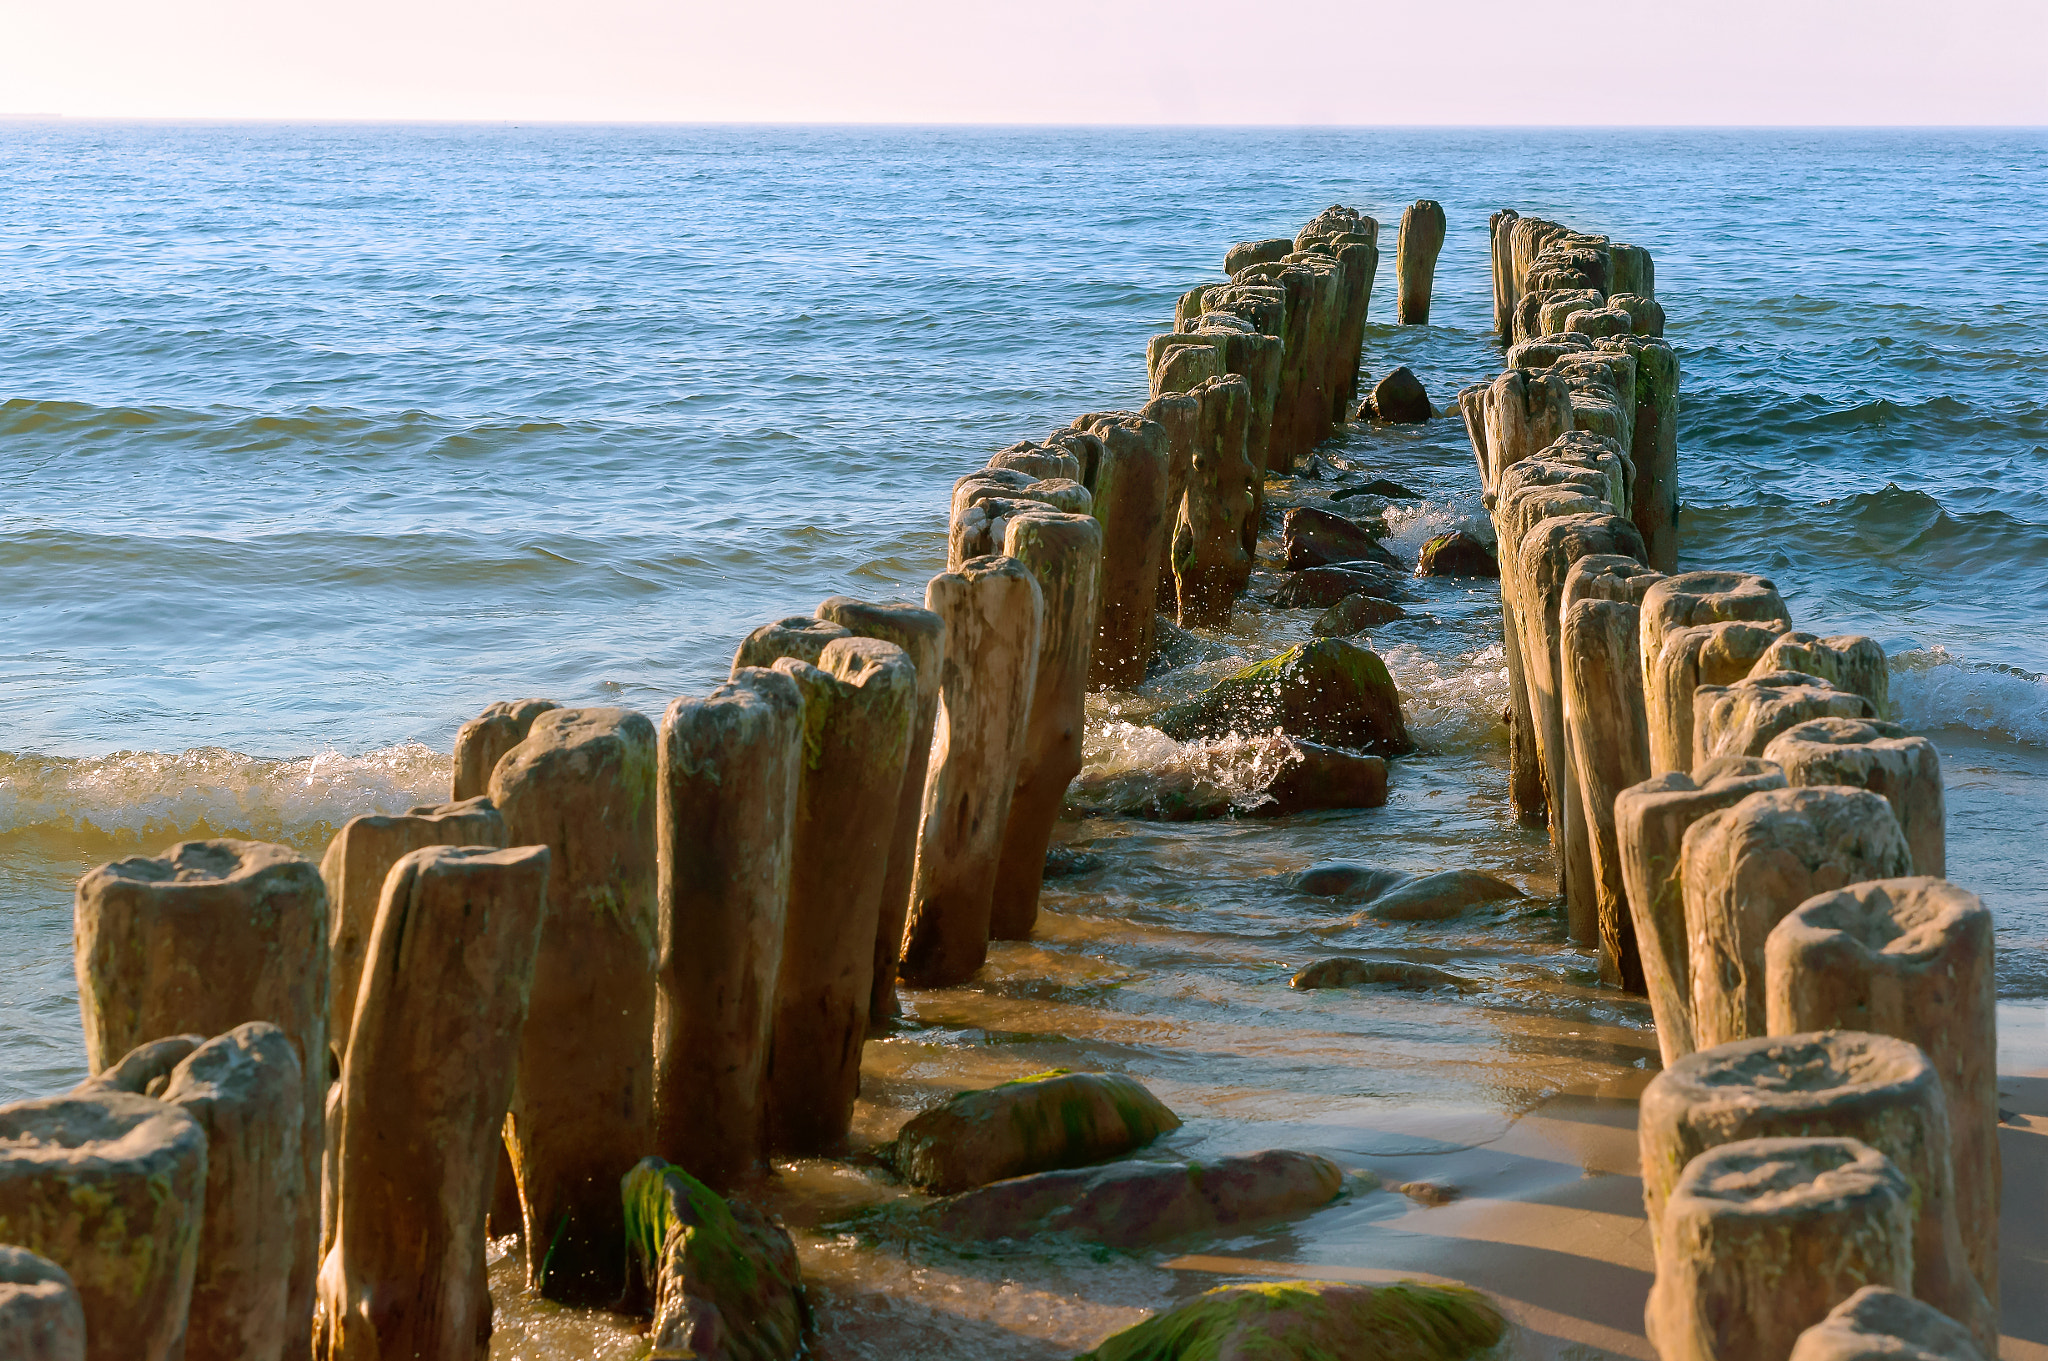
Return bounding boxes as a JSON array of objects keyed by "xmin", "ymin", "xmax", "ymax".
[
  {"xmin": 1171, "ymin": 374, "xmax": 1255, "ymax": 627},
  {"xmin": 764, "ymin": 639, "xmax": 916, "ymax": 1154},
  {"xmin": 1763, "ymin": 718, "xmax": 1943, "ymax": 876},
  {"xmin": 1395, "ymin": 200, "xmax": 1447, "ymax": 325},
  {"xmin": 1754, "ymin": 632, "xmax": 1890, "ymax": 716},
  {"xmin": 451, "ymin": 698, "xmax": 557, "ymax": 800},
  {"xmin": 1767, "ymin": 877, "xmax": 1997, "ymax": 1312},
  {"xmin": 490, "ymin": 707, "xmax": 657, "ymax": 1304},
  {"xmin": 732, "ymin": 614, "xmax": 848, "ymax": 672},
  {"xmin": 653, "ymin": 667, "xmax": 804, "ymax": 1189},
  {"xmin": 0, "ymin": 1247, "xmax": 86, "ymax": 1361},
  {"xmin": 1646, "ymin": 620, "xmax": 1790, "ymax": 777},
  {"xmin": 1692, "ymin": 671, "xmax": 1874, "ymax": 768},
  {"xmin": 73, "ymin": 838, "xmax": 327, "ymax": 1349},
  {"xmin": 1072, "ymin": 414, "xmax": 1169, "ymax": 687},
  {"xmin": 899, "ymin": 557, "xmax": 1042, "ymax": 987},
  {"xmin": 316, "ymin": 844, "xmax": 550, "ymax": 1360},
  {"xmin": 1490, "ymin": 208, "xmax": 1520, "ymax": 343},
  {"xmin": 816, "ymin": 597, "xmax": 948, "ymax": 1026},
  {"xmin": 1790, "ymin": 1287, "xmax": 1988, "ymax": 1361},
  {"xmin": 0, "ymin": 1093, "xmax": 205, "ymax": 1361},
  {"xmin": 1639, "ymin": 572, "xmax": 1793, "ymax": 773}
]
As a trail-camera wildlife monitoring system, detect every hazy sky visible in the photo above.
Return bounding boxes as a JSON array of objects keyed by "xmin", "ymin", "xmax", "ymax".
[{"xmin": 6, "ymin": 0, "xmax": 2044, "ymax": 124}]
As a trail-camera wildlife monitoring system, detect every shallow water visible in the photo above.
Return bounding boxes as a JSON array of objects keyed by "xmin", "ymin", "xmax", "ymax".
[{"xmin": 2, "ymin": 124, "xmax": 2045, "ymax": 1355}]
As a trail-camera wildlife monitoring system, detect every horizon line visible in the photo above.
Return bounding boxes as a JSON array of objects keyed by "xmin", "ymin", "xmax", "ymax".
[{"xmin": 3, "ymin": 115, "xmax": 2046, "ymax": 131}]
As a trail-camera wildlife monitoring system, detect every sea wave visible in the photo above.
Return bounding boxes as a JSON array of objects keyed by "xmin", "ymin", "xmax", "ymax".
[
  {"xmin": 1891, "ymin": 647, "xmax": 2048, "ymax": 748},
  {"xmin": 0, "ymin": 743, "xmax": 448, "ymax": 853}
]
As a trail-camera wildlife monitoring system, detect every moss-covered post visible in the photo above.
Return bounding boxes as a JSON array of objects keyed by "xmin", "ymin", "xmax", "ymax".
[
  {"xmin": 1763, "ymin": 717, "xmax": 1942, "ymax": 876},
  {"xmin": 1559, "ymin": 554, "xmax": 1664, "ymax": 988},
  {"xmin": 816, "ymin": 597, "xmax": 949, "ymax": 1027},
  {"xmin": 763, "ymin": 639, "xmax": 916, "ymax": 1155},
  {"xmin": 490, "ymin": 706, "xmax": 658, "ymax": 1304},
  {"xmin": 1639, "ymin": 572, "xmax": 1793, "ymax": 773},
  {"xmin": 1646, "ymin": 620, "xmax": 1791, "ymax": 778},
  {"xmin": 0, "ymin": 1247, "xmax": 85, "ymax": 1361},
  {"xmin": 991, "ymin": 512, "xmax": 1102, "ymax": 941},
  {"xmin": 451, "ymin": 698, "xmax": 557, "ymax": 801},
  {"xmin": 1638, "ymin": 1030, "xmax": 1993, "ymax": 1352},
  {"xmin": 315, "ymin": 844, "xmax": 550, "ymax": 1361},
  {"xmin": 1598, "ymin": 335, "xmax": 1680, "ymax": 571},
  {"xmin": 1646, "ymin": 1136, "xmax": 1911, "ymax": 1361},
  {"xmin": 1767, "ymin": 877, "xmax": 1998, "ymax": 1314},
  {"xmin": 653, "ymin": 667, "xmax": 804, "ymax": 1190},
  {"xmin": 0, "ymin": 1093, "xmax": 205, "ymax": 1361},
  {"xmin": 1072, "ymin": 413, "xmax": 1168, "ymax": 688},
  {"xmin": 900, "ymin": 557, "xmax": 1043, "ymax": 988},
  {"xmin": 73, "ymin": 838, "xmax": 327, "ymax": 1351},
  {"xmin": 1615, "ymin": 757, "xmax": 1787, "ymax": 1066},
  {"xmin": 1395, "ymin": 199, "xmax": 1447, "ymax": 325}
]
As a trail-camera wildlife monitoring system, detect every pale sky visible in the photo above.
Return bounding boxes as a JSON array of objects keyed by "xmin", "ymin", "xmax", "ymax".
[{"xmin": 4, "ymin": 0, "xmax": 2043, "ymax": 125}]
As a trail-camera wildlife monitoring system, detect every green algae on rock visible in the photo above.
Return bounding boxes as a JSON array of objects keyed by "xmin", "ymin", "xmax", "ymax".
[
  {"xmin": 1077, "ymin": 1279, "xmax": 1506, "ymax": 1361},
  {"xmin": 1148, "ymin": 640, "xmax": 1413, "ymax": 756},
  {"xmin": 622, "ymin": 1157, "xmax": 809, "ymax": 1361},
  {"xmin": 1290, "ymin": 958, "xmax": 1472, "ymax": 991},
  {"xmin": 890, "ymin": 1070, "xmax": 1181, "ymax": 1195}
]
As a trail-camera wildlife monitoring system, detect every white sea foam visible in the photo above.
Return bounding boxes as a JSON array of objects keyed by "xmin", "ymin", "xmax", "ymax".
[
  {"xmin": 0, "ymin": 742, "xmax": 449, "ymax": 848},
  {"xmin": 1891, "ymin": 647, "xmax": 2048, "ymax": 747}
]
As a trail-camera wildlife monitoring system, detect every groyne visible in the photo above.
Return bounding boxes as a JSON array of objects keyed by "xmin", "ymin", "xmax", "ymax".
[{"xmin": 0, "ymin": 197, "xmax": 1997, "ymax": 1361}]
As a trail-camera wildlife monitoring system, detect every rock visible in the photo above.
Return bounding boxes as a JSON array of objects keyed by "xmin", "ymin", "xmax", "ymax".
[
  {"xmin": 1289, "ymin": 863, "xmax": 1412, "ymax": 900},
  {"xmin": 1344, "ymin": 869, "xmax": 1526, "ymax": 923},
  {"xmin": 920, "ymin": 1150, "xmax": 1344, "ymax": 1250},
  {"xmin": 1281, "ymin": 506, "xmax": 1399, "ymax": 571},
  {"xmin": 1079, "ymin": 1279, "xmax": 1504, "ymax": 1361},
  {"xmin": 1290, "ymin": 958, "xmax": 1469, "ymax": 990},
  {"xmin": 623, "ymin": 1158, "xmax": 809, "ymax": 1361},
  {"xmin": 1269, "ymin": 565, "xmax": 1401, "ymax": 609},
  {"xmin": 1638, "ymin": 1030, "xmax": 1991, "ymax": 1352},
  {"xmin": 1330, "ymin": 477, "xmax": 1421, "ymax": 502},
  {"xmin": 1767, "ymin": 878, "xmax": 1998, "ymax": 1312},
  {"xmin": 890, "ymin": 1071, "xmax": 1180, "ymax": 1195},
  {"xmin": 1647, "ymin": 1137, "xmax": 1912, "ymax": 1361},
  {"xmin": 0, "ymin": 1247, "xmax": 85, "ymax": 1361},
  {"xmin": 72, "ymin": 838, "xmax": 327, "ymax": 1350},
  {"xmin": 1246, "ymin": 738, "xmax": 1388, "ymax": 817},
  {"xmin": 316, "ymin": 845, "xmax": 550, "ymax": 1361},
  {"xmin": 1367, "ymin": 366, "xmax": 1432, "ymax": 423},
  {"xmin": 816, "ymin": 597, "xmax": 949, "ymax": 1027},
  {"xmin": 451, "ymin": 697, "xmax": 557, "ymax": 800},
  {"xmin": 1790, "ymin": 1286, "xmax": 1989, "ymax": 1361},
  {"xmin": 1312, "ymin": 592, "xmax": 1406, "ymax": 636},
  {"xmin": 1148, "ymin": 639, "xmax": 1413, "ymax": 756},
  {"xmin": 0, "ymin": 1091, "xmax": 207, "ymax": 1361},
  {"xmin": 1399, "ymin": 1180, "xmax": 1461, "ymax": 1206},
  {"xmin": 1763, "ymin": 718, "xmax": 1943, "ymax": 877},
  {"xmin": 900, "ymin": 556, "xmax": 1042, "ymax": 987},
  {"xmin": 1395, "ymin": 200, "xmax": 1448, "ymax": 325},
  {"xmin": 654, "ymin": 668, "xmax": 802, "ymax": 1189},
  {"xmin": 1415, "ymin": 530, "xmax": 1497, "ymax": 578},
  {"xmin": 1044, "ymin": 845, "xmax": 1105, "ymax": 879},
  {"xmin": 491, "ymin": 706, "xmax": 659, "ymax": 1303},
  {"xmin": 993, "ymin": 513, "xmax": 1104, "ymax": 941}
]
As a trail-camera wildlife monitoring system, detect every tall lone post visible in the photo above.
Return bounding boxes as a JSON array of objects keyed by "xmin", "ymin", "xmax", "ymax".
[
  {"xmin": 816, "ymin": 597, "xmax": 948, "ymax": 1026},
  {"xmin": 900, "ymin": 557, "xmax": 1043, "ymax": 988},
  {"xmin": 315, "ymin": 845, "xmax": 551, "ymax": 1361},
  {"xmin": 991, "ymin": 512, "xmax": 1102, "ymax": 940},
  {"xmin": 490, "ymin": 707, "xmax": 658, "ymax": 1304},
  {"xmin": 1395, "ymin": 199, "xmax": 1447, "ymax": 325},
  {"xmin": 654, "ymin": 668, "xmax": 805, "ymax": 1189},
  {"xmin": 764, "ymin": 639, "xmax": 916, "ymax": 1155},
  {"xmin": 73, "ymin": 838, "xmax": 328, "ymax": 1351}
]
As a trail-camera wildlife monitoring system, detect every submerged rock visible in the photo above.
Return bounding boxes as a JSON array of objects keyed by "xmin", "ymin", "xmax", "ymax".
[
  {"xmin": 1313, "ymin": 593, "xmax": 1407, "ymax": 637},
  {"xmin": 1270, "ymin": 565, "xmax": 1402, "ymax": 609},
  {"xmin": 890, "ymin": 1070, "xmax": 1180, "ymax": 1195},
  {"xmin": 1350, "ymin": 869, "xmax": 1527, "ymax": 923},
  {"xmin": 1291, "ymin": 862, "xmax": 1413, "ymax": 900},
  {"xmin": 1147, "ymin": 616, "xmax": 1233, "ymax": 678},
  {"xmin": 1148, "ymin": 639, "xmax": 1414, "ymax": 756},
  {"xmin": 1290, "ymin": 958, "xmax": 1471, "ymax": 990},
  {"xmin": 1069, "ymin": 734, "xmax": 1385, "ymax": 823},
  {"xmin": 1281, "ymin": 506, "xmax": 1401, "ymax": 571},
  {"xmin": 1364, "ymin": 366, "xmax": 1433, "ymax": 424},
  {"xmin": 1043, "ymin": 845, "xmax": 1106, "ymax": 879},
  {"xmin": 1078, "ymin": 1279, "xmax": 1506, "ymax": 1361},
  {"xmin": 1332, "ymin": 477, "xmax": 1423, "ymax": 502},
  {"xmin": 1248, "ymin": 739, "xmax": 1388, "ymax": 817},
  {"xmin": 919, "ymin": 1150, "xmax": 1346, "ymax": 1249},
  {"xmin": 1415, "ymin": 530, "xmax": 1498, "ymax": 579},
  {"xmin": 622, "ymin": 1158, "xmax": 809, "ymax": 1361}
]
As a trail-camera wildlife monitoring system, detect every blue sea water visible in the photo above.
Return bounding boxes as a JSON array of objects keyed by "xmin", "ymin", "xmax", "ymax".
[{"xmin": 2, "ymin": 124, "xmax": 2046, "ymax": 1110}]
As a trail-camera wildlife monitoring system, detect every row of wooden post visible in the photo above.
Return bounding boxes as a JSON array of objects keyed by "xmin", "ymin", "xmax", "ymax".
[
  {"xmin": 0, "ymin": 203, "xmax": 1391, "ymax": 1361},
  {"xmin": 1466, "ymin": 214, "xmax": 1993, "ymax": 1360}
]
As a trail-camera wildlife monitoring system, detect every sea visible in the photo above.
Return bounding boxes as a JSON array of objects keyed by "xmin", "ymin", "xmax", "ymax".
[{"xmin": 2, "ymin": 124, "xmax": 2045, "ymax": 1357}]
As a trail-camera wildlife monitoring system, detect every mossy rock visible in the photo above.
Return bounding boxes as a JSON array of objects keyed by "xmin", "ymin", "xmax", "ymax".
[
  {"xmin": 622, "ymin": 1158, "xmax": 809, "ymax": 1361},
  {"xmin": 890, "ymin": 1070, "xmax": 1181, "ymax": 1195},
  {"xmin": 1078, "ymin": 1279, "xmax": 1506, "ymax": 1361},
  {"xmin": 1148, "ymin": 640, "xmax": 1414, "ymax": 756}
]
